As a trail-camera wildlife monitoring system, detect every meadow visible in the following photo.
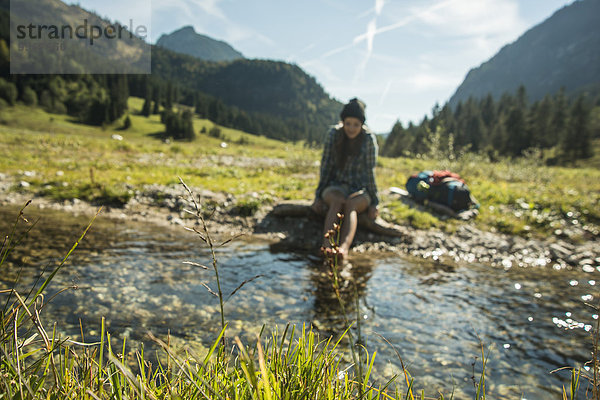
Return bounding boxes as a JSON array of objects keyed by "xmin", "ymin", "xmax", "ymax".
[
  {"xmin": 1, "ymin": 99, "xmax": 598, "ymax": 398},
  {"xmin": 1, "ymin": 98, "xmax": 599, "ymax": 242}
]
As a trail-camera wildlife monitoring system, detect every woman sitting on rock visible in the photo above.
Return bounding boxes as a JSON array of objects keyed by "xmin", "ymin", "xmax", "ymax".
[{"xmin": 311, "ymin": 98, "xmax": 379, "ymax": 261}]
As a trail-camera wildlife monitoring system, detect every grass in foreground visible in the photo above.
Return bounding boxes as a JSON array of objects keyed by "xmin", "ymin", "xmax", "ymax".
[
  {"xmin": 1, "ymin": 191, "xmax": 596, "ymax": 399},
  {"xmin": 1, "ymin": 100, "xmax": 599, "ymax": 241},
  {"xmin": 0, "ymin": 201, "xmax": 420, "ymax": 399}
]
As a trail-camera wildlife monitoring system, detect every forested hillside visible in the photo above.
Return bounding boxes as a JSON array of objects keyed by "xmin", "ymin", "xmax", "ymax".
[
  {"xmin": 384, "ymin": 0, "xmax": 600, "ymax": 166},
  {"xmin": 0, "ymin": 0, "xmax": 342, "ymax": 144},
  {"xmin": 383, "ymin": 86, "xmax": 599, "ymax": 165},
  {"xmin": 149, "ymin": 47, "xmax": 341, "ymax": 142},
  {"xmin": 449, "ymin": 0, "xmax": 600, "ymax": 107}
]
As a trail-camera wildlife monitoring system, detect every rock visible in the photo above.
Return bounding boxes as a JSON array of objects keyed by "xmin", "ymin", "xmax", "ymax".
[
  {"xmin": 1, "ymin": 179, "xmax": 597, "ymax": 270},
  {"xmin": 170, "ymin": 217, "xmax": 184, "ymax": 226},
  {"xmin": 549, "ymin": 243, "xmax": 571, "ymax": 259}
]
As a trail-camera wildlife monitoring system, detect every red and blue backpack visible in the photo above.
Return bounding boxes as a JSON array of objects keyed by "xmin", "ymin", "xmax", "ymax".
[{"xmin": 406, "ymin": 170, "xmax": 476, "ymax": 212}]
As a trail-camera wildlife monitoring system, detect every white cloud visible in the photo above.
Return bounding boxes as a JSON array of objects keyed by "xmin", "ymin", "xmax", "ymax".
[
  {"xmin": 183, "ymin": 0, "xmax": 226, "ymax": 19},
  {"xmin": 308, "ymin": 42, "xmax": 355, "ymax": 61},
  {"xmin": 378, "ymin": 80, "xmax": 393, "ymax": 105},
  {"xmin": 354, "ymin": 18, "xmax": 377, "ymax": 53},
  {"xmin": 418, "ymin": 0, "xmax": 523, "ymax": 34},
  {"xmin": 315, "ymin": 1, "xmax": 451, "ymax": 66},
  {"xmin": 151, "ymin": 0, "xmax": 224, "ymax": 41},
  {"xmin": 355, "ymin": 0, "xmax": 385, "ymax": 20},
  {"xmin": 372, "ymin": 0, "xmax": 457, "ymax": 37},
  {"xmin": 352, "ymin": 18, "xmax": 377, "ymax": 81},
  {"xmin": 407, "ymin": 72, "xmax": 458, "ymax": 91},
  {"xmin": 374, "ymin": 71, "xmax": 458, "ymax": 107},
  {"xmin": 298, "ymin": 59, "xmax": 345, "ymax": 89},
  {"xmin": 152, "ymin": 0, "xmax": 273, "ymax": 47},
  {"xmin": 285, "ymin": 43, "xmax": 317, "ymax": 63},
  {"xmin": 223, "ymin": 24, "xmax": 274, "ymax": 47},
  {"xmin": 351, "ymin": 0, "xmax": 387, "ymax": 83},
  {"xmin": 153, "ymin": 0, "xmax": 221, "ymax": 19},
  {"xmin": 416, "ymin": 0, "xmax": 527, "ymax": 53},
  {"xmin": 375, "ymin": 0, "xmax": 385, "ymax": 15}
]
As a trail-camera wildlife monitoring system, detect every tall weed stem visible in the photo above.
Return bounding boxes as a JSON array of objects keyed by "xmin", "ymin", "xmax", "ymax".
[
  {"xmin": 323, "ymin": 213, "xmax": 365, "ymax": 393},
  {"xmin": 179, "ymin": 177, "xmax": 227, "ymax": 343}
]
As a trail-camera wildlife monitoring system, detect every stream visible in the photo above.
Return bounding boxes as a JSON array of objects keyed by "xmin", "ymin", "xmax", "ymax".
[{"xmin": 0, "ymin": 205, "xmax": 597, "ymax": 399}]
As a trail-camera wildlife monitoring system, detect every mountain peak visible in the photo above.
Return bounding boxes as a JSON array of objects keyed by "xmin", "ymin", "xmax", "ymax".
[
  {"xmin": 178, "ymin": 25, "xmax": 196, "ymax": 34},
  {"xmin": 449, "ymin": 0, "xmax": 600, "ymax": 107},
  {"xmin": 156, "ymin": 26, "xmax": 244, "ymax": 63}
]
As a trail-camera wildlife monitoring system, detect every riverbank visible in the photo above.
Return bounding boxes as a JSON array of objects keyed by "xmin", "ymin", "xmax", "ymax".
[
  {"xmin": 2, "ymin": 175, "xmax": 598, "ymax": 272},
  {"xmin": 1, "ymin": 101, "xmax": 599, "ymax": 271},
  {"xmin": 3, "ymin": 174, "xmax": 597, "ymax": 399}
]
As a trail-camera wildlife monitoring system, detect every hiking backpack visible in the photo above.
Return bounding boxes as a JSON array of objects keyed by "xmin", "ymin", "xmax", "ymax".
[{"xmin": 405, "ymin": 170, "xmax": 474, "ymax": 212}]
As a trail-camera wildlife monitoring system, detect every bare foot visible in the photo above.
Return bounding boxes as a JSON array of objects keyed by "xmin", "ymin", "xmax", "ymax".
[
  {"xmin": 330, "ymin": 247, "xmax": 347, "ymax": 266},
  {"xmin": 320, "ymin": 246, "xmax": 347, "ymax": 266},
  {"xmin": 337, "ymin": 246, "xmax": 348, "ymax": 261}
]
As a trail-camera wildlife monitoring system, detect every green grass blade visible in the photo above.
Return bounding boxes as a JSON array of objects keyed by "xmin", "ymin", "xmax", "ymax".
[
  {"xmin": 203, "ymin": 324, "xmax": 227, "ymax": 365},
  {"xmin": 31, "ymin": 207, "xmax": 102, "ymax": 306}
]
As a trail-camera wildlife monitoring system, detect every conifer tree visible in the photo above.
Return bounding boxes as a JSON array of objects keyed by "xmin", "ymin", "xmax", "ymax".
[
  {"xmin": 21, "ymin": 86, "xmax": 37, "ymax": 106},
  {"xmin": 141, "ymin": 87, "xmax": 152, "ymax": 117},
  {"xmin": 481, "ymin": 94, "xmax": 496, "ymax": 128},
  {"xmin": 123, "ymin": 115, "xmax": 132, "ymax": 130},
  {"xmin": 504, "ymin": 106, "xmax": 528, "ymax": 156},
  {"xmin": 563, "ymin": 95, "xmax": 592, "ymax": 160},
  {"xmin": 152, "ymin": 84, "xmax": 161, "ymax": 114},
  {"xmin": 529, "ymin": 95, "xmax": 553, "ymax": 149},
  {"xmin": 180, "ymin": 109, "xmax": 195, "ymax": 140},
  {"xmin": 0, "ymin": 79, "xmax": 17, "ymax": 105},
  {"xmin": 549, "ymin": 88, "xmax": 568, "ymax": 148},
  {"xmin": 165, "ymin": 81, "xmax": 174, "ymax": 110}
]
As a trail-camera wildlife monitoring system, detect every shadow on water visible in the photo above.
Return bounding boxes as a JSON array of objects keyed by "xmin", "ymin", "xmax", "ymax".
[
  {"xmin": 306, "ymin": 254, "xmax": 375, "ymax": 336},
  {"xmin": 1, "ymin": 204, "xmax": 597, "ymax": 399}
]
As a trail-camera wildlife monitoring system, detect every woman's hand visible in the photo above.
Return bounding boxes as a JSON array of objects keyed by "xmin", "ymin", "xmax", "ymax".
[
  {"xmin": 367, "ymin": 205, "xmax": 379, "ymax": 220},
  {"xmin": 311, "ymin": 198, "xmax": 326, "ymax": 215}
]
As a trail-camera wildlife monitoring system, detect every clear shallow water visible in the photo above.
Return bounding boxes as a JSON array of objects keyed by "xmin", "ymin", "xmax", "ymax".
[{"xmin": 1, "ymin": 206, "xmax": 597, "ymax": 399}]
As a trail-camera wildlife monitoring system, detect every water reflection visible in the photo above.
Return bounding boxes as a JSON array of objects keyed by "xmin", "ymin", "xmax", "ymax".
[
  {"xmin": 308, "ymin": 254, "xmax": 375, "ymax": 337},
  {"xmin": 0, "ymin": 205, "xmax": 597, "ymax": 399}
]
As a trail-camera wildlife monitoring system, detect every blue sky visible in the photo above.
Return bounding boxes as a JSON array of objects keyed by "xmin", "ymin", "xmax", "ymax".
[{"xmin": 69, "ymin": 0, "xmax": 574, "ymax": 132}]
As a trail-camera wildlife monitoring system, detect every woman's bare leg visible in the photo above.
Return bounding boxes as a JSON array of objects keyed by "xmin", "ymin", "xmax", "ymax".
[
  {"xmin": 338, "ymin": 193, "xmax": 370, "ymax": 258},
  {"xmin": 322, "ymin": 190, "xmax": 346, "ymax": 248}
]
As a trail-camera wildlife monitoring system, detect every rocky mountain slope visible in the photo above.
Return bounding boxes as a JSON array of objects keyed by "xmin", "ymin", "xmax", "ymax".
[
  {"xmin": 449, "ymin": 0, "xmax": 600, "ymax": 106},
  {"xmin": 156, "ymin": 26, "xmax": 244, "ymax": 62}
]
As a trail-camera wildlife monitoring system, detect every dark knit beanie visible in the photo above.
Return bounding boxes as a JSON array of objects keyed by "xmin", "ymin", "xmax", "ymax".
[{"xmin": 340, "ymin": 98, "xmax": 366, "ymax": 123}]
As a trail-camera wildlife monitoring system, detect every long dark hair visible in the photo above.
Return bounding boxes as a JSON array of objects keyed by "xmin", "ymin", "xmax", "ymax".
[{"xmin": 334, "ymin": 125, "xmax": 365, "ymax": 169}]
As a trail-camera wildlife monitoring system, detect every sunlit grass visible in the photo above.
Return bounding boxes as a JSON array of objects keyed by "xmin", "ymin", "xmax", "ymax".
[
  {"xmin": 0, "ymin": 181, "xmax": 591, "ymax": 400},
  {"xmin": 0, "ymin": 101, "xmax": 319, "ymax": 201},
  {"xmin": 377, "ymin": 154, "xmax": 600, "ymax": 238},
  {"xmin": 1, "ymin": 100, "xmax": 599, "ymax": 239},
  {"xmin": 0, "ymin": 197, "xmax": 424, "ymax": 400}
]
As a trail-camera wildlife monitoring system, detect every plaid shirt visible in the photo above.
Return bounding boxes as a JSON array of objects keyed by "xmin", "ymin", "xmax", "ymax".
[{"xmin": 315, "ymin": 126, "xmax": 379, "ymax": 206}]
